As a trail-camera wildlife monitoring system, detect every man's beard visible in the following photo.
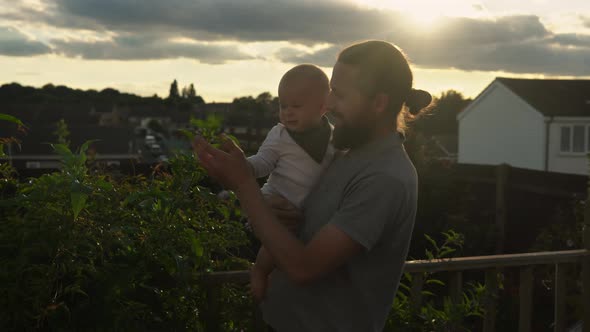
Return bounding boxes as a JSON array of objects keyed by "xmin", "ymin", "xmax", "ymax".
[{"xmin": 332, "ymin": 117, "xmax": 375, "ymax": 150}]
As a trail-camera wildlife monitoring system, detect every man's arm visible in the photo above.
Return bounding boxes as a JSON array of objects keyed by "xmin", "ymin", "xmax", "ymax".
[
  {"xmin": 193, "ymin": 137, "xmax": 393, "ymax": 285},
  {"xmin": 237, "ymin": 177, "xmax": 363, "ymax": 284},
  {"xmin": 250, "ymin": 246, "xmax": 274, "ymax": 302},
  {"xmin": 254, "ymin": 246, "xmax": 275, "ymax": 273},
  {"xmin": 250, "ymin": 195, "xmax": 303, "ymax": 301},
  {"xmin": 252, "ymin": 195, "xmax": 303, "ymax": 274}
]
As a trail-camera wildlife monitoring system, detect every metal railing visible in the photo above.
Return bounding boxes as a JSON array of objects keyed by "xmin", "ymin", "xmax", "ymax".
[{"xmin": 204, "ymin": 248, "xmax": 590, "ymax": 332}]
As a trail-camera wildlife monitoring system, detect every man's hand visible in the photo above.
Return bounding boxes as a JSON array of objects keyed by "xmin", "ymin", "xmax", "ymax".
[
  {"xmin": 266, "ymin": 195, "xmax": 303, "ymax": 232},
  {"xmin": 192, "ymin": 135, "xmax": 253, "ymax": 191},
  {"xmin": 249, "ymin": 265, "xmax": 270, "ymax": 303}
]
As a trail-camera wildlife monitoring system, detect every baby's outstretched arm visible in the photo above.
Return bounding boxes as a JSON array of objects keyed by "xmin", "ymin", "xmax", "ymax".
[{"xmin": 247, "ymin": 125, "xmax": 282, "ymax": 178}]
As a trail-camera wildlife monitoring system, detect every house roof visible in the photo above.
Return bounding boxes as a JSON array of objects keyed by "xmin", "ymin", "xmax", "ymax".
[
  {"xmin": 1, "ymin": 124, "xmax": 136, "ymax": 155},
  {"xmin": 497, "ymin": 77, "xmax": 590, "ymax": 117},
  {"xmin": 2, "ymin": 103, "xmax": 99, "ymax": 126}
]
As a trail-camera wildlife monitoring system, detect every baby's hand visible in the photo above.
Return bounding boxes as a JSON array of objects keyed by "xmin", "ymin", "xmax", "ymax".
[{"xmin": 265, "ymin": 194, "xmax": 303, "ymax": 232}]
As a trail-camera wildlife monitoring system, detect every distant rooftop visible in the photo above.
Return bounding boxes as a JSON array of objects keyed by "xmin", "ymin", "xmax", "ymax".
[
  {"xmin": 1, "ymin": 124, "xmax": 136, "ymax": 155},
  {"xmin": 496, "ymin": 77, "xmax": 590, "ymax": 117}
]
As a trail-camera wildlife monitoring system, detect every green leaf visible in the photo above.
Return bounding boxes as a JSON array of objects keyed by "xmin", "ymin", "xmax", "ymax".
[
  {"xmin": 95, "ymin": 178, "xmax": 113, "ymax": 191},
  {"xmin": 426, "ymin": 279, "xmax": 445, "ymax": 286},
  {"xmin": 185, "ymin": 229, "xmax": 204, "ymax": 257},
  {"xmin": 217, "ymin": 204, "xmax": 230, "ymax": 220},
  {"xmin": 191, "ymin": 237, "xmax": 204, "ymax": 258},
  {"xmin": 439, "ymin": 247, "xmax": 456, "ymax": 258},
  {"xmin": 424, "ymin": 234, "xmax": 439, "ymax": 251},
  {"xmin": 78, "ymin": 139, "xmax": 100, "ymax": 164},
  {"xmin": 51, "ymin": 143, "xmax": 76, "ymax": 166},
  {"xmin": 0, "ymin": 113, "xmax": 24, "ymax": 126},
  {"xmin": 0, "ymin": 143, "xmax": 4, "ymax": 157},
  {"xmin": 51, "ymin": 143, "xmax": 73, "ymax": 158},
  {"xmin": 71, "ymin": 180, "xmax": 89, "ymax": 219},
  {"xmin": 71, "ymin": 190, "xmax": 88, "ymax": 220},
  {"xmin": 64, "ymin": 284, "xmax": 88, "ymax": 298},
  {"xmin": 177, "ymin": 129, "xmax": 195, "ymax": 141}
]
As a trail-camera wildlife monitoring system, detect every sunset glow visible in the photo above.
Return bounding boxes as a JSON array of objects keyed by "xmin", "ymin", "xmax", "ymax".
[{"xmin": 0, "ymin": 0, "xmax": 589, "ymax": 101}]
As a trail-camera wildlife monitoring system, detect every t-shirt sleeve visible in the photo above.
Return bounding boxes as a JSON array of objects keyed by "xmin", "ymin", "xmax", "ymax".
[
  {"xmin": 329, "ymin": 173, "xmax": 406, "ymax": 251},
  {"xmin": 247, "ymin": 125, "xmax": 282, "ymax": 178}
]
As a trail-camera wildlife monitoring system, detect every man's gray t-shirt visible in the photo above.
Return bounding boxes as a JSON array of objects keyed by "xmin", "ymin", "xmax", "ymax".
[{"xmin": 260, "ymin": 132, "xmax": 418, "ymax": 331}]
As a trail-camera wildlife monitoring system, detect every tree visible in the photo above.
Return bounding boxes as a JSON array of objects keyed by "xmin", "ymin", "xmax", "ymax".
[
  {"xmin": 53, "ymin": 118, "xmax": 70, "ymax": 147},
  {"xmin": 187, "ymin": 84, "xmax": 196, "ymax": 100},
  {"xmin": 168, "ymin": 79, "xmax": 180, "ymax": 100},
  {"xmin": 184, "ymin": 84, "xmax": 204, "ymax": 104},
  {"xmin": 414, "ymin": 90, "xmax": 472, "ymax": 136},
  {"xmin": 255, "ymin": 92, "xmax": 272, "ymax": 105}
]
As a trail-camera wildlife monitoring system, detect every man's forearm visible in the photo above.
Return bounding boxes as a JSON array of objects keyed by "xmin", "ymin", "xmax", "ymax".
[{"xmin": 254, "ymin": 246, "xmax": 275, "ymax": 274}]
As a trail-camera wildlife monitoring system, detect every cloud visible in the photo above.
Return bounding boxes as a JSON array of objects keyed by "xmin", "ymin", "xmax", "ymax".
[
  {"xmin": 550, "ymin": 33, "xmax": 590, "ymax": 47},
  {"xmin": 5, "ymin": 0, "xmax": 398, "ymax": 44},
  {"xmin": 2, "ymin": 0, "xmax": 590, "ymax": 76},
  {"xmin": 276, "ymin": 15, "xmax": 590, "ymax": 76},
  {"xmin": 275, "ymin": 45, "xmax": 341, "ymax": 67},
  {"xmin": 581, "ymin": 15, "xmax": 590, "ymax": 29},
  {"xmin": 0, "ymin": 26, "xmax": 51, "ymax": 56},
  {"xmin": 51, "ymin": 35, "xmax": 253, "ymax": 63}
]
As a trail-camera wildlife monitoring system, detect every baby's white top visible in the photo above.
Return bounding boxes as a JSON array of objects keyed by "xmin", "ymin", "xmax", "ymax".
[{"xmin": 247, "ymin": 123, "xmax": 335, "ymax": 209}]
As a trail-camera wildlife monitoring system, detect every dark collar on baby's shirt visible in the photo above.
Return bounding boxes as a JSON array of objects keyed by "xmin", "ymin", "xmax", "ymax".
[{"xmin": 286, "ymin": 116, "xmax": 332, "ymax": 164}]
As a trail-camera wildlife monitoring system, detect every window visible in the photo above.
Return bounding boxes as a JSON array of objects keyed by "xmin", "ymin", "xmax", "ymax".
[
  {"xmin": 573, "ymin": 125, "xmax": 585, "ymax": 152},
  {"xmin": 560, "ymin": 125, "xmax": 590, "ymax": 153},
  {"xmin": 560, "ymin": 127, "xmax": 571, "ymax": 152},
  {"xmin": 26, "ymin": 161, "xmax": 41, "ymax": 169}
]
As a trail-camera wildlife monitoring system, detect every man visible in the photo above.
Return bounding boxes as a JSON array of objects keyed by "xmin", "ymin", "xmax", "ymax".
[{"xmin": 193, "ymin": 40, "xmax": 431, "ymax": 331}]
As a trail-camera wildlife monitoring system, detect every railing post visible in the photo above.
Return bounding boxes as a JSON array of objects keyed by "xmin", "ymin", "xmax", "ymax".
[
  {"xmin": 410, "ymin": 272, "xmax": 424, "ymax": 311},
  {"xmin": 483, "ymin": 269, "xmax": 498, "ymax": 332},
  {"xmin": 449, "ymin": 271, "xmax": 463, "ymax": 306},
  {"xmin": 518, "ymin": 266, "xmax": 534, "ymax": 332},
  {"xmin": 205, "ymin": 286, "xmax": 221, "ymax": 332},
  {"xmin": 495, "ymin": 163, "xmax": 509, "ymax": 254},
  {"xmin": 582, "ymin": 190, "xmax": 590, "ymax": 332},
  {"xmin": 554, "ymin": 264, "xmax": 567, "ymax": 332},
  {"xmin": 448, "ymin": 271, "xmax": 463, "ymax": 328}
]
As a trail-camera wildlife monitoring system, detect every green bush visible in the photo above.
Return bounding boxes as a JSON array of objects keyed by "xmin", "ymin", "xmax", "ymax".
[
  {"xmin": 0, "ymin": 143, "xmax": 249, "ymax": 331},
  {"xmin": 0, "ymin": 114, "xmax": 486, "ymax": 331},
  {"xmin": 386, "ymin": 230, "xmax": 485, "ymax": 332}
]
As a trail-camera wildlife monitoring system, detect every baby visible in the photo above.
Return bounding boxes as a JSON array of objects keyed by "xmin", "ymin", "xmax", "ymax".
[
  {"xmin": 247, "ymin": 64, "xmax": 334, "ymax": 209},
  {"xmin": 247, "ymin": 64, "xmax": 334, "ymax": 300}
]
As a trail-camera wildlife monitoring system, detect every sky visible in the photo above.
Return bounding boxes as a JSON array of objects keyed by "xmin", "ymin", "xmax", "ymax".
[{"xmin": 1, "ymin": 0, "xmax": 589, "ymax": 102}]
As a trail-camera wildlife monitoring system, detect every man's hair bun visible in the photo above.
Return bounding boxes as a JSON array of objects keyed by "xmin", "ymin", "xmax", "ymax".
[{"xmin": 406, "ymin": 89, "xmax": 432, "ymax": 115}]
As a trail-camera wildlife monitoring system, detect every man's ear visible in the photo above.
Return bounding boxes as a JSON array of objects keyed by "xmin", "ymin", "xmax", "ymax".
[{"xmin": 373, "ymin": 93, "xmax": 389, "ymax": 115}]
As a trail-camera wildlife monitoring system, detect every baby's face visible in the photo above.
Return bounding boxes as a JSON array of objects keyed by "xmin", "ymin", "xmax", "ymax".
[{"xmin": 278, "ymin": 80, "xmax": 326, "ymax": 133}]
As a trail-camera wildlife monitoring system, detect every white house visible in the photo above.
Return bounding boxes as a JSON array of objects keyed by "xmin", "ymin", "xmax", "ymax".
[{"xmin": 457, "ymin": 77, "xmax": 590, "ymax": 175}]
